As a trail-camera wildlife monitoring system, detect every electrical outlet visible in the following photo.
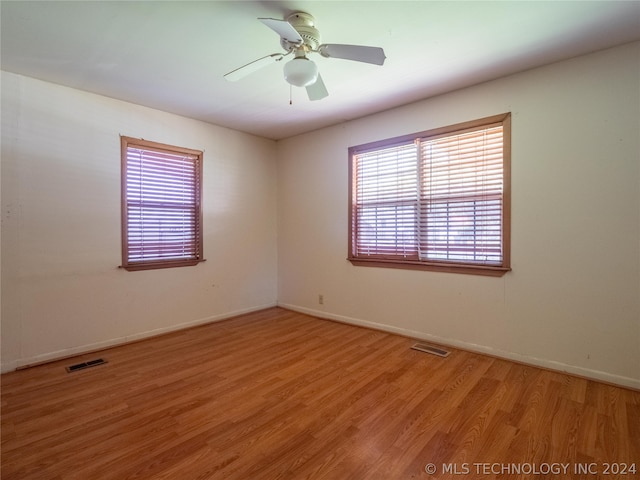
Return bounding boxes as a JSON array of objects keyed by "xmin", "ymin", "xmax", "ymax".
[{"xmin": 318, "ymin": 294, "xmax": 324, "ymax": 305}]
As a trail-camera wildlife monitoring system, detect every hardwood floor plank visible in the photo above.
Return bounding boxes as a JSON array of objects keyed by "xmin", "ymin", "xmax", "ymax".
[{"xmin": 2, "ymin": 307, "xmax": 639, "ymax": 479}]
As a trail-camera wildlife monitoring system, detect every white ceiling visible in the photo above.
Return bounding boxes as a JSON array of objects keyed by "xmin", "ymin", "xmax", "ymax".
[{"xmin": 2, "ymin": 1, "xmax": 640, "ymax": 140}]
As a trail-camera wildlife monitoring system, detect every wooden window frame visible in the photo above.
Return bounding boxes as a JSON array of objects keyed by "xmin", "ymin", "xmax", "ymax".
[
  {"xmin": 348, "ymin": 113, "xmax": 511, "ymax": 277},
  {"xmin": 120, "ymin": 136, "xmax": 204, "ymax": 271}
]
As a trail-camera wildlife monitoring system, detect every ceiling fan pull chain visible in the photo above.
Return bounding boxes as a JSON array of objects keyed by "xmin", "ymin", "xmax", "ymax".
[{"xmin": 290, "ymin": 84, "xmax": 293, "ymax": 105}]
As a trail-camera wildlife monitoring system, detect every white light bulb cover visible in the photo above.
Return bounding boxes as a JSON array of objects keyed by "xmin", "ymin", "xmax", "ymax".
[{"xmin": 283, "ymin": 57, "xmax": 318, "ymax": 87}]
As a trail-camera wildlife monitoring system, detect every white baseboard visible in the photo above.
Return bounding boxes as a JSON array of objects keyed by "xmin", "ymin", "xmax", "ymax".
[
  {"xmin": 1, "ymin": 360, "xmax": 19, "ymax": 374},
  {"xmin": 278, "ymin": 302, "xmax": 640, "ymax": 391},
  {"xmin": 1, "ymin": 302, "xmax": 278, "ymax": 374}
]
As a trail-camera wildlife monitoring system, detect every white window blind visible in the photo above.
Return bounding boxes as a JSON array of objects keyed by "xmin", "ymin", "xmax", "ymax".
[
  {"xmin": 353, "ymin": 142, "xmax": 419, "ymax": 259},
  {"xmin": 121, "ymin": 137, "xmax": 203, "ymax": 270},
  {"xmin": 349, "ymin": 114, "xmax": 510, "ymax": 275},
  {"xmin": 419, "ymin": 126, "xmax": 504, "ymax": 264}
]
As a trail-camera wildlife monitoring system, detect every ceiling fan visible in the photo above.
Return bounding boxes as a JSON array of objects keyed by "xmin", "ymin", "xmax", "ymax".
[{"xmin": 224, "ymin": 12, "xmax": 386, "ymax": 101}]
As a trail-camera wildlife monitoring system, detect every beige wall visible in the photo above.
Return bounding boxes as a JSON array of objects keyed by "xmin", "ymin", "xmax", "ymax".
[
  {"xmin": 1, "ymin": 72, "xmax": 278, "ymax": 371},
  {"xmin": 277, "ymin": 42, "xmax": 640, "ymax": 389},
  {"xmin": 2, "ymin": 42, "xmax": 639, "ymax": 389}
]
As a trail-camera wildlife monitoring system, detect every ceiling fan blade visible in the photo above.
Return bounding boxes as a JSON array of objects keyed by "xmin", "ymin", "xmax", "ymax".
[
  {"xmin": 224, "ymin": 53, "xmax": 283, "ymax": 82},
  {"xmin": 259, "ymin": 18, "xmax": 303, "ymax": 45},
  {"xmin": 306, "ymin": 72, "xmax": 328, "ymax": 101},
  {"xmin": 319, "ymin": 44, "xmax": 386, "ymax": 65}
]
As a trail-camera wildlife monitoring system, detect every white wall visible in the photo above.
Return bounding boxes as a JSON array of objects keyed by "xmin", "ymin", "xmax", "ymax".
[
  {"xmin": 277, "ymin": 42, "xmax": 640, "ymax": 389},
  {"xmin": 1, "ymin": 71, "xmax": 278, "ymax": 372}
]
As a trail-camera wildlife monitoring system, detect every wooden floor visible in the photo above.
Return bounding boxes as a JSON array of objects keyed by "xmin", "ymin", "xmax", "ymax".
[{"xmin": 2, "ymin": 308, "xmax": 639, "ymax": 479}]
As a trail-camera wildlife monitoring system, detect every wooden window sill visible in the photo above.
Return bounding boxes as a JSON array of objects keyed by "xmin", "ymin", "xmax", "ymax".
[
  {"xmin": 348, "ymin": 257, "xmax": 510, "ymax": 277},
  {"xmin": 119, "ymin": 259, "xmax": 206, "ymax": 272}
]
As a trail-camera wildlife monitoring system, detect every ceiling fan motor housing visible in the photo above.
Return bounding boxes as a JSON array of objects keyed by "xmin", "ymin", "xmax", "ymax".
[{"xmin": 280, "ymin": 12, "xmax": 321, "ymax": 52}]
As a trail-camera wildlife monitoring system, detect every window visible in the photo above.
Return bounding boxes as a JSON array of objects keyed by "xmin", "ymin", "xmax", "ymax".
[
  {"xmin": 348, "ymin": 113, "xmax": 511, "ymax": 276},
  {"xmin": 121, "ymin": 136, "xmax": 204, "ymax": 271}
]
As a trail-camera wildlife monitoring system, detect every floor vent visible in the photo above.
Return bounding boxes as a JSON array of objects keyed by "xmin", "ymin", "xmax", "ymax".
[
  {"xmin": 411, "ymin": 343, "xmax": 450, "ymax": 358},
  {"xmin": 66, "ymin": 358, "xmax": 107, "ymax": 373}
]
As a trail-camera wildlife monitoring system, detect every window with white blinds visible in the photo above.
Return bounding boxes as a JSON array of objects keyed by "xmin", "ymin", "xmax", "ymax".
[
  {"xmin": 348, "ymin": 113, "xmax": 511, "ymax": 276},
  {"xmin": 121, "ymin": 136, "xmax": 204, "ymax": 271}
]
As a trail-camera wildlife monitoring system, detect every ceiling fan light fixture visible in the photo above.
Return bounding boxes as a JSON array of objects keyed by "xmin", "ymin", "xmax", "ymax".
[{"xmin": 283, "ymin": 57, "xmax": 318, "ymax": 87}]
